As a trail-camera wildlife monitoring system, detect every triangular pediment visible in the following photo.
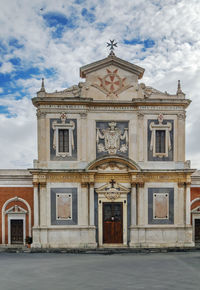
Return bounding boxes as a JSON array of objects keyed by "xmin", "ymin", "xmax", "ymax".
[
  {"xmin": 80, "ymin": 54, "xmax": 145, "ymax": 79},
  {"xmin": 96, "ymin": 182, "xmax": 130, "ymax": 193},
  {"xmin": 79, "ymin": 54, "xmax": 145, "ymax": 101},
  {"xmin": 5, "ymin": 205, "xmax": 27, "ymax": 214}
]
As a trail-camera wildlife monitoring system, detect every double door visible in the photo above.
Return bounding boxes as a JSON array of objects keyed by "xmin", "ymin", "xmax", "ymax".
[{"xmin": 103, "ymin": 202, "xmax": 123, "ymax": 244}]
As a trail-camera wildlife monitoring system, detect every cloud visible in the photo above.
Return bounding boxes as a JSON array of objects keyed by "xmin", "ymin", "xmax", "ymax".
[
  {"xmin": 0, "ymin": 62, "xmax": 14, "ymax": 74},
  {"xmin": 0, "ymin": 0, "xmax": 200, "ymax": 168}
]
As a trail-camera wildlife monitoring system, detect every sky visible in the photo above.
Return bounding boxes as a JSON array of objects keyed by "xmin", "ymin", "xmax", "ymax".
[{"xmin": 0, "ymin": 0, "xmax": 200, "ymax": 169}]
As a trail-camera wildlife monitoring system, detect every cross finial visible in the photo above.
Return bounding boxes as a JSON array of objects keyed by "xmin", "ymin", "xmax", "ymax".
[
  {"xmin": 40, "ymin": 78, "xmax": 45, "ymax": 92},
  {"xmin": 110, "ymin": 179, "xmax": 116, "ymax": 188},
  {"xmin": 107, "ymin": 40, "xmax": 117, "ymax": 55}
]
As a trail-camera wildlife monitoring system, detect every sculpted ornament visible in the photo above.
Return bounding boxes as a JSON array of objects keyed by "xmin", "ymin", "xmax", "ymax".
[
  {"xmin": 93, "ymin": 69, "xmax": 132, "ymax": 98},
  {"xmin": 96, "ymin": 122, "xmax": 128, "ymax": 155}
]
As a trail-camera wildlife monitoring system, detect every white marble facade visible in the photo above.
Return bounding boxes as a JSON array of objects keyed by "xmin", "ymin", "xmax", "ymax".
[{"xmin": 31, "ymin": 51, "xmax": 194, "ymax": 248}]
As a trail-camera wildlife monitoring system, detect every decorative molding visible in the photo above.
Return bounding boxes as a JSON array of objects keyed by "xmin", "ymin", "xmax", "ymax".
[
  {"xmin": 95, "ymin": 180, "xmax": 130, "ymax": 201},
  {"xmin": 138, "ymin": 106, "xmax": 185, "ymax": 110},
  {"xmin": 97, "ymin": 161, "xmax": 127, "ymax": 171}
]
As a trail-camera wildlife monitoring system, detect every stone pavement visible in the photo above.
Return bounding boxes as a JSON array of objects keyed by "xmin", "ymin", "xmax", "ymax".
[{"xmin": 0, "ymin": 251, "xmax": 200, "ymax": 290}]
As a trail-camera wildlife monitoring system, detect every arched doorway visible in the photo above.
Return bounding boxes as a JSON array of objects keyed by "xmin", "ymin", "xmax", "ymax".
[{"xmin": 2, "ymin": 197, "xmax": 32, "ymax": 245}]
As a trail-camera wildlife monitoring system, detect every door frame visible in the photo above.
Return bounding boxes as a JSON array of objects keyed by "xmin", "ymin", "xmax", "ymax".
[
  {"xmin": 8, "ymin": 214, "xmax": 26, "ymax": 245},
  {"xmin": 98, "ymin": 193, "xmax": 128, "ymax": 247}
]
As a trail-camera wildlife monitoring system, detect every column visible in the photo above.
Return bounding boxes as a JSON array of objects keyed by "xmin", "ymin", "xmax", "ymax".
[
  {"xmin": 137, "ymin": 113, "xmax": 144, "ymax": 162},
  {"xmin": 40, "ymin": 184, "xmax": 47, "ymax": 226},
  {"xmin": 33, "ymin": 184, "xmax": 39, "ymax": 227},
  {"xmin": 80, "ymin": 113, "xmax": 87, "ymax": 162},
  {"xmin": 80, "ymin": 183, "xmax": 88, "ymax": 225},
  {"xmin": 89, "ymin": 183, "xmax": 95, "ymax": 226},
  {"xmin": 131, "ymin": 183, "xmax": 137, "ymax": 226},
  {"xmin": 177, "ymin": 113, "xmax": 185, "ymax": 162},
  {"xmin": 138, "ymin": 183, "xmax": 145, "ymax": 226},
  {"xmin": 186, "ymin": 182, "xmax": 191, "ymax": 225}
]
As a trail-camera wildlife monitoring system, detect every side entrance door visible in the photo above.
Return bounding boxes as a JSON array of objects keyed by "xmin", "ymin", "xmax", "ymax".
[
  {"xmin": 195, "ymin": 219, "xmax": 200, "ymax": 244},
  {"xmin": 103, "ymin": 202, "xmax": 123, "ymax": 243},
  {"xmin": 11, "ymin": 220, "xmax": 23, "ymax": 244}
]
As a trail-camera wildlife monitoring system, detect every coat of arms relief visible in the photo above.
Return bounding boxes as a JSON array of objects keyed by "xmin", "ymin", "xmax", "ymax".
[{"xmin": 96, "ymin": 122, "xmax": 128, "ymax": 156}]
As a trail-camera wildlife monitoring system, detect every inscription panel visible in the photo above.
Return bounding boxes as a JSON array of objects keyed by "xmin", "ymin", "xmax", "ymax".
[
  {"xmin": 148, "ymin": 188, "xmax": 174, "ymax": 224},
  {"xmin": 51, "ymin": 188, "xmax": 77, "ymax": 225}
]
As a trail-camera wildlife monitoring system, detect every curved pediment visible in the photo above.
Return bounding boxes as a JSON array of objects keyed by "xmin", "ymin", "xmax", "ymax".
[{"xmin": 87, "ymin": 156, "xmax": 140, "ymax": 171}]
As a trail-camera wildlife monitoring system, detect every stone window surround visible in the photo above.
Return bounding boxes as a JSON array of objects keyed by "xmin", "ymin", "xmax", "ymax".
[
  {"xmin": 52, "ymin": 120, "xmax": 75, "ymax": 158},
  {"xmin": 149, "ymin": 118, "xmax": 172, "ymax": 158}
]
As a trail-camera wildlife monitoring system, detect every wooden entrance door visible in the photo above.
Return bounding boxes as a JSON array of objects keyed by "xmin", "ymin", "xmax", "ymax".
[
  {"xmin": 195, "ymin": 219, "xmax": 200, "ymax": 243},
  {"xmin": 103, "ymin": 202, "xmax": 123, "ymax": 244},
  {"xmin": 11, "ymin": 220, "xmax": 23, "ymax": 244}
]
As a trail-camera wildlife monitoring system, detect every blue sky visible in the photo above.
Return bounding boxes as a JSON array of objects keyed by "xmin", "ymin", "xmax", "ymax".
[{"xmin": 0, "ymin": 0, "xmax": 200, "ymax": 168}]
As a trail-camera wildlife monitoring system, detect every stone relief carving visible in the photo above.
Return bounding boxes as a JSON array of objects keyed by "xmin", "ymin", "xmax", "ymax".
[
  {"xmin": 97, "ymin": 162, "xmax": 127, "ymax": 171},
  {"xmin": 149, "ymin": 114, "xmax": 172, "ymax": 158},
  {"xmin": 96, "ymin": 122, "xmax": 128, "ymax": 155},
  {"xmin": 92, "ymin": 68, "xmax": 132, "ymax": 98},
  {"xmin": 95, "ymin": 180, "xmax": 130, "ymax": 201},
  {"xmin": 52, "ymin": 113, "xmax": 75, "ymax": 158}
]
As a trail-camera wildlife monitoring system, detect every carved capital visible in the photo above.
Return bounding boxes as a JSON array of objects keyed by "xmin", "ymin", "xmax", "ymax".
[
  {"xmin": 80, "ymin": 112, "xmax": 87, "ymax": 119},
  {"xmin": 37, "ymin": 109, "xmax": 46, "ymax": 119},
  {"xmin": 178, "ymin": 182, "xmax": 185, "ymax": 188},
  {"xmin": 177, "ymin": 112, "xmax": 186, "ymax": 120},
  {"xmin": 138, "ymin": 182, "xmax": 144, "ymax": 188},
  {"xmin": 137, "ymin": 112, "xmax": 144, "ymax": 120},
  {"xmin": 131, "ymin": 182, "xmax": 137, "ymax": 187},
  {"xmin": 81, "ymin": 182, "xmax": 88, "ymax": 188}
]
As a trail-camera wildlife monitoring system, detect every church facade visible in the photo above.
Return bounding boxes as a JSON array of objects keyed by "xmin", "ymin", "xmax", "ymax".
[{"xmin": 29, "ymin": 50, "xmax": 194, "ymax": 248}]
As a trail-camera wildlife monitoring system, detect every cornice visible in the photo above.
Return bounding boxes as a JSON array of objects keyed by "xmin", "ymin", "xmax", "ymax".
[{"xmin": 32, "ymin": 97, "xmax": 191, "ymax": 109}]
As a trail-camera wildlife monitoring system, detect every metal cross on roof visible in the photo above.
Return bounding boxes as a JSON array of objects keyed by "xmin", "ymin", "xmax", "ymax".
[{"xmin": 107, "ymin": 40, "xmax": 117, "ymax": 55}]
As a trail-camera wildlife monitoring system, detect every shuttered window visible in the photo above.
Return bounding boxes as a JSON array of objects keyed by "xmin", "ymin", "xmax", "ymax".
[
  {"xmin": 58, "ymin": 129, "xmax": 69, "ymax": 153},
  {"xmin": 156, "ymin": 130, "xmax": 165, "ymax": 153}
]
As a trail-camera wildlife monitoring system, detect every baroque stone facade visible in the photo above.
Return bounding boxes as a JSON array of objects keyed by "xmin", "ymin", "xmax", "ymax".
[{"xmin": 29, "ymin": 51, "xmax": 194, "ymax": 248}]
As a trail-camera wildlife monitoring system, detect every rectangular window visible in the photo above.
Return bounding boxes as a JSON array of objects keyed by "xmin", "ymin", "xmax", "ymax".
[
  {"xmin": 56, "ymin": 193, "xmax": 72, "ymax": 220},
  {"xmin": 156, "ymin": 130, "xmax": 165, "ymax": 153},
  {"xmin": 58, "ymin": 129, "xmax": 69, "ymax": 153}
]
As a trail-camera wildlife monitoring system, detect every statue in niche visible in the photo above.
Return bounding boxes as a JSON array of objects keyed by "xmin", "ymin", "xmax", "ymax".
[{"xmin": 96, "ymin": 122, "xmax": 128, "ymax": 155}]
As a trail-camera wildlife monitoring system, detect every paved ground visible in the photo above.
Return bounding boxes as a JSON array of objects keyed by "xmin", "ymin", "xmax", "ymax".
[{"xmin": 0, "ymin": 252, "xmax": 200, "ymax": 290}]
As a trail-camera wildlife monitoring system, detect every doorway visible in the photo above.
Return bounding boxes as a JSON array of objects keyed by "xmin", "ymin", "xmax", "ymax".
[
  {"xmin": 11, "ymin": 220, "xmax": 23, "ymax": 244},
  {"xmin": 103, "ymin": 202, "xmax": 123, "ymax": 243},
  {"xmin": 195, "ymin": 219, "xmax": 200, "ymax": 244}
]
